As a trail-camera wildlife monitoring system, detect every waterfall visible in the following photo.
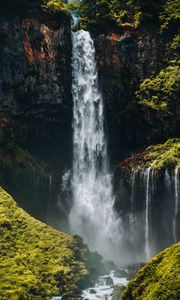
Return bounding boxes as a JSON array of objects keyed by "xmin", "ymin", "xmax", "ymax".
[
  {"xmin": 69, "ymin": 30, "xmax": 120, "ymax": 261},
  {"xmin": 144, "ymin": 167, "xmax": 152, "ymax": 260},
  {"xmin": 130, "ymin": 169, "xmax": 138, "ymax": 224},
  {"xmin": 48, "ymin": 175, "xmax": 52, "ymax": 203},
  {"xmin": 174, "ymin": 168, "xmax": 179, "ymax": 242}
]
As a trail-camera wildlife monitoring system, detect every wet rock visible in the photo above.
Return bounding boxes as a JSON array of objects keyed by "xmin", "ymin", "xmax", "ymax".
[
  {"xmin": 112, "ymin": 286, "xmax": 126, "ymax": 300},
  {"xmin": 105, "ymin": 276, "xmax": 114, "ymax": 286},
  {"xmin": 126, "ymin": 263, "xmax": 145, "ymax": 280},
  {"xmin": 114, "ymin": 269, "xmax": 128, "ymax": 278},
  {"xmin": 89, "ymin": 289, "xmax": 97, "ymax": 294}
]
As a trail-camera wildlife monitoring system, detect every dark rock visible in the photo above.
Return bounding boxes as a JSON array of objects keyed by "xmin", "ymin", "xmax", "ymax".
[
  {"xmin": 112, "ymin": 286, "xmax": 126, "ymax": 300},
  {"xmin": 126, "ymin": 263, "xmax": 145, "ymax": 280},
  {"xmin": 105, "ymin": 276, "xmax": 114, "ymax": 286},
  {"xmin": 114, "ymin": 269, "xmax": 128, "ymax": 278},
  {"xmin": 89, "ymin": 289, "xmax": 97, "ymax": 294},
  {"xmin": 0, "ymin": 8, "xmax": 72, "ymax": 226}
]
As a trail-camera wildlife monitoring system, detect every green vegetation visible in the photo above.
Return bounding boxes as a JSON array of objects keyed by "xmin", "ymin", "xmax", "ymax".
[
  {"xmin": 145, "ymin": 139, "xmax": 180, "ymax": 170},
  {"xmin": 170, "ymin": 35, "xmax": 180, "ymax": 50},
  {"xmin": 71, "ymin": 0, "xmax": 180, "ymax": 32},
  {"xmin": 122, "ymin": 242, "xmax": 180, "ymax": 300},
  {"xmin": 0, "ymin": 187, "xmax": 90, "ymax": 299},
  {"xmin": 122, "ymin": 139, "xmax": 180, "ymax": 172},
  {"xmin": 74, "ymin": 0, "xmax": 139, "ymax": 31},
  {"xmin": 1, "ymin": 141, "xmax": 47, "ymax": 172},
  {"xmin": 1, "ymin": 0, "xmax": 179, "ymax": 33},
  {"xmin": 137, "ymin": 61, "xmax": 180, "ymax": 113},
  {"xmin": 160, "ymin": 0, "xmax": 180, "ymax": 31}
]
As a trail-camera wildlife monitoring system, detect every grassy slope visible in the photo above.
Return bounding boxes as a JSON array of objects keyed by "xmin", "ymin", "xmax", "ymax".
[
  {"xmin": 0, "ymin": 187, "xmax": 88, "ymax": 299},
  {"xmin": 122, "ymin": 243, "xmax": 180, "ymax": 300}
]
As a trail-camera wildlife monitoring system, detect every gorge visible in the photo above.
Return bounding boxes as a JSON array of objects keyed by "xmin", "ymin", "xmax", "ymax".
[{"xmin": 0, "ymin": 0, "xmax": 179, "ymax": 299}]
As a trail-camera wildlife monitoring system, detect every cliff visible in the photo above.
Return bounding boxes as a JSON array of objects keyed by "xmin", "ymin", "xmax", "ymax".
[
  {"xmin": 0, "ymin": 4, "xmax": 73, "ymax": 225},
  {"xmin": 0, "ymin": 5, "xmax": 72, "ymax": 167},
  {"xmin": 94, "ymin": 28, "xmax": 179, "ymax": 164}
]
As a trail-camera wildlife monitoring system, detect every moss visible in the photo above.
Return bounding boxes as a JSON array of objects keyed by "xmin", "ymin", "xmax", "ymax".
[
  {"xmin": 122, "ymin": 243, "xmax": 180, "ymax": 300},
  {"xmin": 121, "ymin": 139, "xmax": 180, "ymax": 172},
  {"xmin": 0, "ymin": 187, "xmax": 90, "ymax": 299},
  {"xmin": 144, "ymin": 139, "xmax": 180, "ymax": 170},
  {"xmin": 42, "ymin": 0, "xmax": 68, "ymax": 15},
  {"xmin": 170, "ymin": 35, "xmax": 180, "ymax": 50},
  {"xmin": 137, "ymin": 62, "xmax": 180, "ymax": 114},
  {"xmin": 160, "ymin": 0, "xmax": 180, "ymax": 31}
]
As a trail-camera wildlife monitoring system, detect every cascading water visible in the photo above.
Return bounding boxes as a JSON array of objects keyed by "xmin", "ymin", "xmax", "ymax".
[
  {"xmin": 69, "ymin": 30, "xmax": 121, "ymax": 261},
  {"xmin": 129, "ymin": 169, "xmax": 138, "ymax": 224},
  {"xmin": 144, "ymin": 167, "xmax": 152, "ymax": 260},
  {"xmin": 174, "ymin": 168, "xmax": 179, "ymax": 242}
]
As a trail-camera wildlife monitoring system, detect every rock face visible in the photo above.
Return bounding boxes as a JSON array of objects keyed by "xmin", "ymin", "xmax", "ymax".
[
  {"xmin": 93, "ymin": 29, "xmax": 179, "ymax": 164},
  {"xmin": 113, "ymin": 139, "xmax": 180, "ymax": 260},
  {"xmin": 0, "ymin": 7, "xmax": 72, "ymax": 224},
  {"xmin": 0, "ymin": 7, "xmax": 72, "ymax": 169}
]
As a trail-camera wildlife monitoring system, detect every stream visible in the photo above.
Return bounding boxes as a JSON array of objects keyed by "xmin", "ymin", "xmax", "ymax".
[{"xmin": 82, "ymin": 270, "xmax": 128, "ymax": 300}]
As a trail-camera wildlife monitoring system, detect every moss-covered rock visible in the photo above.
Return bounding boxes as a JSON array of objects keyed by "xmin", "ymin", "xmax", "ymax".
[
  {"xmin": 0, "ymin": 187, "xmax": 89, "ymax": 299},
  {"xmin": 121, "ymin": 138, "xmax": 180, "ymax": 172},
  {"xmin": 137, "ymin": 61, "xmax": 180, "ymax": 114},
  {"xmin": 122, "ymin": 242, "xmax": 180, "ymax": 300}
]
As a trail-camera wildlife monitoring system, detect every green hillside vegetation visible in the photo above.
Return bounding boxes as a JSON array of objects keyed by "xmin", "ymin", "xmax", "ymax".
[
  {"xmin": 72, "ymin": 0, "xmax": 180, "ymax": 32},
  {"xmin": 145, "ymin": 139, "xmax": 180, "ymax": 170},
  {"xmin": 122, "ymin": 139, "xmax": 180, "ymax": 172},
  {"xmin": 137, "ymin": 61, "xmax": 180, "ymax": 113},
  {"xmin": 122, "ymin": 243, "xmax": 180, "ymax": 300},
  {"xmin": 0, "ymin": 187, "xmax": 89, "ymax": 299}
]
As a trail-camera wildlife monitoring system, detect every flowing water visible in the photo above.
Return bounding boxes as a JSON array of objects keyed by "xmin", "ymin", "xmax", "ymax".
[
  {"xmin": 144, "ymin": 168, "xmax": 151, "ymax": 260},
  {"xmin": 174, "ymin": 168, "xmax": 179, "ymax": 242},
  {"xmin": 69, "ymin": 30, "xmax": 121, "ymax": 261},
  {"xmin": 82, "ymin": 271, "xmax": 128, "ymax": 300},
  {"xmin": 129, "ymin": 169, "xmax": 138, "ymax": 224}
]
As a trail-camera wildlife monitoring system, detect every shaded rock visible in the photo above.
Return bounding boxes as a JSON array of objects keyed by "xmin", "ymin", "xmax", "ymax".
[
  {"xmin": 112, "ymin": 286, "xmax": 126, "ymax": 300},
  {"xmin": 89, "ymin": 289, "xmax": 97, "ymax": 294},
  {"xmin": 105, "ymin": 276, "xmax": 114, "ymax": 286},
  {"xmin": 126, "ymin": 263, "xmax": 145, "ymax": 280},
  {"xmin": 114, "ymin": 269, "xmax": 128, "ymax": 278}
]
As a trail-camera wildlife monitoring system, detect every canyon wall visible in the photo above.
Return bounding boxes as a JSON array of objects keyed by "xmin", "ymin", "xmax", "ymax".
[
  {"xmin": 0, "ymin": 6, "xmax": 72, "ymax": 224},
  {"xmin": 94, "ymin": 28, "xmax": 179, "ymax": 164}
]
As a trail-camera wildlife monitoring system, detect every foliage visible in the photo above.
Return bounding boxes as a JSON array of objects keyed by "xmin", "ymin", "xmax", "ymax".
[
  {"xmin": 73, "ymin": 0, "xmax": 178, "ymax": 31},
  {"xmin": 145, "ymin": 139, "xmax": 180, "ymax": 170},
  {"xmin": 75, "ymin": 0, "xmax": 138, "ymax": 31},
  {"xmin": 160, "ymin": 0, "xmax": 180, "ymax": 31},
  {"xmin": 0, "ymin": 187, "xmax": 89, "ymax": 299},
  {"xmin": 121, "ymin": 139, "xmax": 180, "ymax": 172},
  {"xmin": 42, "ymin": 0, "xmax": 67, "ymax": 14},
  {"xmin": 122, "ymin": 242, "xmax": 180, "ymax": 300},
  {"xmin": 170, "ymin": 35, "xmax": 180, "ymax": 50},
  {"xmin": 0, "ymin": 140, "xmax": 47, "ymax": 175},
  {"xmin": 137, "ymin": 61, "xmax": 180, "ymax": 113},
  {"xmin": 42, "ymin": 0, "xmax": 78, "ymax": 15}
]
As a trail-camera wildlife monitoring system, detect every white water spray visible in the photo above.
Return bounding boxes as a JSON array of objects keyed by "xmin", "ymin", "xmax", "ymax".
[{"xmin": 69, "ymin": 30, "xmax": 121, "ymax": 260}]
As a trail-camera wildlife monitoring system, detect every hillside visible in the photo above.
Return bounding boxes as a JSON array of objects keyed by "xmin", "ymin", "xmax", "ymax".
[
  {"xmin": 0, "ymin": 187, "xmax": 89, "ymax": 299},
  {"xmin": 122, "ymin": 243, "xmax": 180, "ymax": 300}
]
